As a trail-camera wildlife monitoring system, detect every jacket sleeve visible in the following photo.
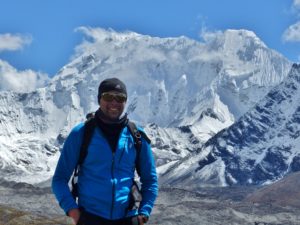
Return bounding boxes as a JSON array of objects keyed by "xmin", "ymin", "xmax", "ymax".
[
  {"xmin": 51, "ymin": 124, "xmax": 83, "ymax": 214},
  {"xmin": 138, "ymin": 138, "xmax": 158, "ymax": 217}
]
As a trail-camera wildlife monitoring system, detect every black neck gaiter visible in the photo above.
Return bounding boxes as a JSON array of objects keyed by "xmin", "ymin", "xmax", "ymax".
[{"xmin": 95, "ymin": 109, "xmax": 128, "ymax": 152}]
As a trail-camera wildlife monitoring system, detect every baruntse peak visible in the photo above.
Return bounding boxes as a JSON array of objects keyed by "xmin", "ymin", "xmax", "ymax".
[{"xmin": 224, "ymin": 29, "xmax": 266, "ymax": 46}]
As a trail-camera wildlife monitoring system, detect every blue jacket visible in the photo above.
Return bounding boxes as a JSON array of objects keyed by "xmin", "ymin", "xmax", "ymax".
[{"xmin": 52, "ymin": 122, "xmax": 158, "ymax": 220}]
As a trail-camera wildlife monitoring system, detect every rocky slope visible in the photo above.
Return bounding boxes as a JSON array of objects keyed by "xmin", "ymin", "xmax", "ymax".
[
  {"xmin": 160, "ymin": 64, "xmax": 300, "ymax": 187},
  {"xmin": 1, "ymin": 183, "xmax": 300, "ymax": 225}
]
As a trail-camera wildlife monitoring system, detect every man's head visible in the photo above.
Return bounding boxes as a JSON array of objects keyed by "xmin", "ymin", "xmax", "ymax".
[{"xmin": 98, "ymin": 78, "xmax": 127, "ymax": 120}]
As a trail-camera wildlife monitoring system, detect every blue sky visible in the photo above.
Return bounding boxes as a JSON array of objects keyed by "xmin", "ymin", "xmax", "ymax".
[{"xmin": 0, "ymin": 0, "xmax": 300, "ymax": 86}]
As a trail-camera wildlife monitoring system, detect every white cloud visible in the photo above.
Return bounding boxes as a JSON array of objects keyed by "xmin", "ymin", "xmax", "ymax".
[
  {"xmin": 282, "ymin": 21, "xmax": 300, "ymax": 42},
  {"xmin": 73, "ymin": 27, "xmax": 168, "ymax": 65},
  {"xmin": 75, "ymin": 26, "xmax": 138, "ymax": 42},
  {"xmin": 291, "ymin": 0, "xmax": 300, "ymax": 16},
  {"xmin": 293, "ymin": 0, "xmax": 300, "ymax": 9},
  {"xmin": 199, "ymin": 27, "xmax": 223, "ymax": 43},
  {"xmin": 0, "ymin": 59, "xmax": 49, "ymax": 92},
  {"xmin": 0, "ymin": 33, "xmax": 32, "ymax": 52}
]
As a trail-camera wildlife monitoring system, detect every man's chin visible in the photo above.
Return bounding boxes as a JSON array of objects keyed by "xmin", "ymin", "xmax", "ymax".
[{"xmin": 107, "ymin": 113, "xmax": 121, "ymax": 120}]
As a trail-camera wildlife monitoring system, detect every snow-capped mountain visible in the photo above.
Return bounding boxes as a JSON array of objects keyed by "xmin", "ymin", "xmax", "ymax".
[
  {"xmin": 160, "ymin": 64, "xmax": 300, "ymax": 188},
  {"xmin": 0, "ymin": 28, "xmax": 292, "ymax": 184}
]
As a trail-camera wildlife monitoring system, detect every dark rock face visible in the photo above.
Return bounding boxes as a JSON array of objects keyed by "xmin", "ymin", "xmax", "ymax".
[{"xmin": 208, "ymin": 64, "xmax": 300, "ymax": 185}]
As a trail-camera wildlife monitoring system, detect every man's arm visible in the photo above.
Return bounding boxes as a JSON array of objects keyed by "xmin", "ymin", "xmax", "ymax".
[
  {"xmin": 52, "ymin": 124, "xmax": 84, "ymax": 215},
  {"xmin": 137, "ymin": 139, "xmax": 158, "ymax": 218}
]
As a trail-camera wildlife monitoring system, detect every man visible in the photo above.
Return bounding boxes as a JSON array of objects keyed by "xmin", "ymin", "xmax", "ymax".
[{"xmin": 52, "ymin": 78, "xmax": 158, "ymax": 225}]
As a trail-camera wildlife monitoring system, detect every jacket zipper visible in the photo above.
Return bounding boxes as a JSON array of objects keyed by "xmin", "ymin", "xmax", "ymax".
[
  {"xmin": 110, "ymin": 152, "xmax": 116, "ymax": 219},
  {"xmin": 109, "ymin": 132, "xmax": 126, "ymax": 219}
]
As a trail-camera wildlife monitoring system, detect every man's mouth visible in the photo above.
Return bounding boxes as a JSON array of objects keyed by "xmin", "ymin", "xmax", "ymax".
[{"xmin": 108, "ymin": 108, "xmax": 119, "ymax": 112}]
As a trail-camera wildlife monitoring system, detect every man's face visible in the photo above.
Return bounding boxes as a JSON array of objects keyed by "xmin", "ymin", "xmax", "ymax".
[{"xmin": 99, "ymin": 91, "xmax": 127, "ymax": 120}]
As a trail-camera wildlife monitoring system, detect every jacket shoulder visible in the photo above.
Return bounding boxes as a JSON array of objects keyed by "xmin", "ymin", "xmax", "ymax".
[
  {"xmin": 67, "ymin": 122, "xmax": 85, "ymax": 140},
  {"xmin": 72, "ymin": 122, "xmax": 85, "ymax": 132}
]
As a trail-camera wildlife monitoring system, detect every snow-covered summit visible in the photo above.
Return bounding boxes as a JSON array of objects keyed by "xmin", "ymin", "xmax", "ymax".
[{"xmin": 55, "ymin": 28, "xmax": 291, "ymax": 126}]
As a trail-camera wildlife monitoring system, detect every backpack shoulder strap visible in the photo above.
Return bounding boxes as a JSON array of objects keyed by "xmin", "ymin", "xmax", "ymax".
[
  {"xmin": 72, "ymin": 114, "xmax": 96, "ymax": 199},
  {"xmin": 127, "ymin": 121, "xmax": 151, "ymax": 150},
  {"xmin": 78, "ymin": 116, "xmax": 97, "ymax": 165},
  {"xmin": 127, "ymin": 121, "xmax": 151, "ymax": 176}
]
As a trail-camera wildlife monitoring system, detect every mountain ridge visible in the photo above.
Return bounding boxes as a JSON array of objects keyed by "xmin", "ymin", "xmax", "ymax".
[
  {"xmin": 160, "ymin": 64, "xmax": 300, "ymax": 187},
  {"xmin": 0, "ymin": 28, "xmax": 293, "ymax": 185}
]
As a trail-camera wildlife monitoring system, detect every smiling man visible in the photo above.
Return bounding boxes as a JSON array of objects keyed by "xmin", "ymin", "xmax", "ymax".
[{"xmin": 52, "ymin": 78, "xmax": 158, "ymax": 225}]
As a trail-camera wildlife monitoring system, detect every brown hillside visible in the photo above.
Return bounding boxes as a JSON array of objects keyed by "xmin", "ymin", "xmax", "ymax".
[
  {"xmin": 0, "ymin": 204, "xmax": 72, "ymax": 225},
  {"xmin": 245, "ymin": 171, "xmax": 300, "ymax": 208}
]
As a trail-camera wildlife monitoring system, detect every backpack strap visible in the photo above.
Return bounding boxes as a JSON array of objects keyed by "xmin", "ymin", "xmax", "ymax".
[
  {"xmin": 126, "ymin": 121, "xmax": 151, "ymax": 176},
  {"xmin": 127, "ymin": 121, "xmax": 142, "ymax": 152},
  {"xmin": 78, "ymin": 117, "xmax": 97, "ymax": 165},
  {"xmin": 126, "ymin": 121, "xmax": 151, "ymax": 212},
  {"xmin": 71, "ymin": 116, "xmax": 96, "ymax": 199}
]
